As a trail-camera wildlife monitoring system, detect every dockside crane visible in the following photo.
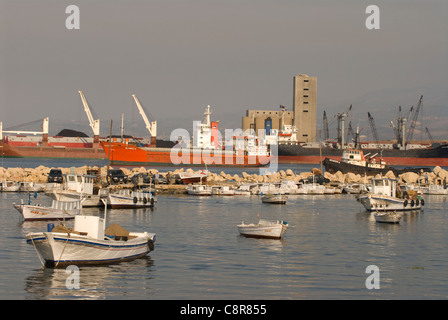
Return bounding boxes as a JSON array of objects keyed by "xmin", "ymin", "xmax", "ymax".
[
  {"xmin": 78, "ymin": 90, "xmax": 100, "ymax": 145},
  {"xmin": 367, "ymin": 112, "xmax": 381, "ymax": 149},
  {"xmin": 132, "ymin": 94, "xmax": 157, "ymax": 147}
]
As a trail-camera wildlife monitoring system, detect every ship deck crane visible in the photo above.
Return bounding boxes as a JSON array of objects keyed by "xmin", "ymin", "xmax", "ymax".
[
  {"xmin": 425, "ymin": 127, "xmax": 434, "ymax": 144},
  {"xmin": 323, "ymin": 111, "xmax": 329, "ymax": 141},
  {"xmin": 367, "ymin": 112, "xmax": 381, "ymax": 149},
  {"xmin": 78, "ymin": 91, "xmax": 100, "ymax": 144},
  {"xmin": 405, "ymin": 95, "xmax": 423, "ymax": 145},
  {"xmin": 336, "ymin": 104, "xmax": 352, "ymax": 148},
  {"xmin": 132, "ymin": 94, "xmax": 157, "ymax": 146}
]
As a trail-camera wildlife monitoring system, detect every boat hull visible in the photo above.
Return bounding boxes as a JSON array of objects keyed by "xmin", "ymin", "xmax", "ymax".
[
  {"xmin": 25, "ymin": 231, "xmax": 155, "ymax": 268},
  {"xmin": 374, "ymin": 211, "xmax": 403, "ymax": 223},
  {"xmin": 0, "ymin": 141, "xmax": 106, "ymax": 160},
  {"xmin": 278, "ymin": 144, "xmax": 448, "ymax": 166},
  {"xmin": 357, "ymin": 194, "xmax": 424, "ymax": 211},
  {"xmin": 238, "ymin": 220, "xmax": 288, "ymax": 239},
  {"xmin": 14, "ymin": 203, "xmax": 81, "ymax": 221},
  {"xmin": 261, "ymin": 195, "xmax": 287, "ymax": 204},
  {"xmin": 101, "ymin": 141, "xmax": 268, "ymax": 167},
  {"xmin": 104, "ymin": 193, "xmax": 156, "ymax": 209}
]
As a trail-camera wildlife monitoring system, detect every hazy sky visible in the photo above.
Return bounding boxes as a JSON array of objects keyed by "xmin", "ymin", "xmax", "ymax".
[{"xmin": 1, "ymin": 0, "xmax": 447, "ymax": 141}]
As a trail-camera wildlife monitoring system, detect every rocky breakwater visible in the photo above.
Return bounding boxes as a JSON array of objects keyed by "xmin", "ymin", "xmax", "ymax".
[{"xmin": 1, "ymin": 165, "xmax": 447, "ymax": 192}]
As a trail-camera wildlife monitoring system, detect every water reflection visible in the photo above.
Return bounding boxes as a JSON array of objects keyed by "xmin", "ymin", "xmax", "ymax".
[{"xmin": 25, "ymin": 256, "xmax": 155, "ymax": 299}]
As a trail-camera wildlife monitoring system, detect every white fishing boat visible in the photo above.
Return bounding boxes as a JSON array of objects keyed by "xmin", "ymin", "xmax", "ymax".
[
  {"xmin": 297, "ymin": 181, "xmax": 326, "ymax": 194},
  {"xmin": 211, "ymin": 185, "xmax": 235, "ymax": 196},
  {"xmin": 424, "ymin": 183, "xmax": 448, "ymax": 195},
  {"xmin": 357, "ymin": 178, "xmax": 425, "ymax": 211},
  {"xmin": 13, "ymin": 199, "xmax": 81, "ymax": 221},
  {"xmin": 49, "ymin": 173, "xmax": 105, "ymax": 207},
  {"xmin": 261, "ymin": 193, "xmax": 287, "ymax": 204},
  {"xmin": 20, "ymin": 181, "xmax": 45, "ymax": 192},
  {"xmin": 374, "ymin": 211, "xmax": 403, "ymax": 224},
  {"xmin": 238, "ymin": 219, "xmax": 288, "ymax": 239},
  {"xmin": 186, "ymin": 184, "xmax": 212, "ymax": 196},
  {"xmin": 1, "ymin": 180, "xmax": 21, "ymax": 192},
  {"xmin": 103, "ymin": 189, "xmax": 156, "ymax": 208},
  {"xmin": 25, "ymin": 214, "xmax": 156, "ymax": 268}
]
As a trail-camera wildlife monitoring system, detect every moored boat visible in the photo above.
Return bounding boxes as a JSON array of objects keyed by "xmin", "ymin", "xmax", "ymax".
[
  {"xmin": 1, "ymin": 180, "xmax": 21, "ymax": 192},
  {"xmin": 14, "ymin": 199, "xmax": 82, "ymax": 221},
  {"xmin": 261, "ymin": 194, "xmax": 287, "ymax": 204},
  {"xmin": 25, "ymin": 215, "xmax": 156, "ymax": 268},
  {"xmin": 374, "ymin": 211, "xmax": 403, "ymax": 224},
  {"xmin": 237, "ymin": 219, "xmax": 288, "ymax": 239},
  {"xmin": 185, "ymin": 184, "xmax": 213, "ymax": 196},
  {"xmin": 103, "ymin": 189, "xmax": 156, "ymax": 208},
  {"xmin": 357, "ymin": 177, "xmax": 425, "ymax": 211}
]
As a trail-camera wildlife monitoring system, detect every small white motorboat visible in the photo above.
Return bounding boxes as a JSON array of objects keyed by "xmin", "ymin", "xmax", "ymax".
[
  {"xmin": 1, "ymin": 180, "xmax": 21, "ymax": 192},
  {"xmin": 238, "ymin": 219, "xmax": 288, "ymax": 239},
  {"xmin": 14, "ymin": 199, "xmax": 82, "ymax": 221},
  {"xmin": 211, "ymin": 185, "xmax": 235, "ymax": 196},
  {"xmin": 103, "ymin": 189, "xmax": 156, "ymax": 208},
  {"xmin": 25, "ymin": 214, "xmax": 156, "ymax": 268},
  {"xmin": 374, "ymin": 211, "xmax": 403, "ymax": 224},
  {"xmin": 186, "ymin": 184, "xmax": 212, "ymax": 196},
  {"xmin": 261, "ymin": 194, "xmax": 287, "ymax": 204}
]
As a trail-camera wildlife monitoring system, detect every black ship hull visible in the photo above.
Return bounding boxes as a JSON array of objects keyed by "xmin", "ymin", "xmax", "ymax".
[{"xmin": 278, "ymin": 143, "xmax": 448, "ymax": 167}]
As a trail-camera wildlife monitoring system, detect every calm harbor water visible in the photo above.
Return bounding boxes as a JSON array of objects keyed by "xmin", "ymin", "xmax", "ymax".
[{"xmin": 0, "ymin": 159, "xmax": 447, "ymax": 300}]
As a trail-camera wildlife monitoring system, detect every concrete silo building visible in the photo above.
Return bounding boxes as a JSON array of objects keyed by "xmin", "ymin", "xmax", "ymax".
[{"xmin": 242, "ymin": 74, "xmax": 317, "ymax": 142}]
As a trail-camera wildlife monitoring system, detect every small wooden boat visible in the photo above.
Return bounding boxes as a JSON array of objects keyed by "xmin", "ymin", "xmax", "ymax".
[
  {"xmin": 25, "ymin": 214, "xmax": 156, "ymax": 268},
  {"xmin": 238, "ymin": 219, "xmax": 288, "ymax": 239},
  {"xmin": 261, "ymin": 194, "xmax": 287, "ymax": 204},
  {"xmin": 374, "ymin": 211, "xmax": 403, "ymax": 224},
  {"xmin": 14, "ymin": 199, "xmax": 81, "ymax": 221}
]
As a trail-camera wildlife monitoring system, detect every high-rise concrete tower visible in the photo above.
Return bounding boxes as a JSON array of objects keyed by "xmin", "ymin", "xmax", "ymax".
[{"xmin": 293, "ymin": 74, "xmax": 317, "ymax": 142}]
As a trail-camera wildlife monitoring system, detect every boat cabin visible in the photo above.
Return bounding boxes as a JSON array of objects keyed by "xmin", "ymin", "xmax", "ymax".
[
  {"xmin": 369, "ymin": 178, "xmax": 397, "ymax": 197},
  {"xmin": 64, "ymin": 174, "xmax": 95, "ymax": 194}
]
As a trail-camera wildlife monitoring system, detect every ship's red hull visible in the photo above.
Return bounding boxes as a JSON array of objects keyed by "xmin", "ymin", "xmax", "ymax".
[
  {"xmin": 101, "ymin": 141, "xmax": 268, "ymax": 167},
  {"xmin": 0, "ymin": 142, "xmax": 106, "ymax": 159}
]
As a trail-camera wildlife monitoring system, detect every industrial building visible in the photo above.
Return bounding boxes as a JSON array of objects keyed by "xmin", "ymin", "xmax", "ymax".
[{"xmin": 242, "ymin": 74, "xmax": 317, "ymax": 143}]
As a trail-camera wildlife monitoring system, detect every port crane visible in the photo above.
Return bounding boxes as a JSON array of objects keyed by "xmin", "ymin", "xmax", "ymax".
[
  {"xmin": 132, "ymin": 94, "xmax": 157, "ymax": 146},
  {"xmin": 78, "ymin": 91, "xmax": 100, "ymax": 144}
]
